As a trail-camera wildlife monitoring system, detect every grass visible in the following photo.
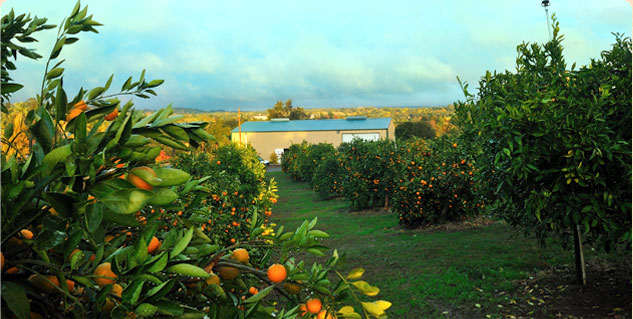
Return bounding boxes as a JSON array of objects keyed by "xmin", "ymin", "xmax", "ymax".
[{"xmin": 266, "ymin": 171, "xmax": 631, "ymax": 318}]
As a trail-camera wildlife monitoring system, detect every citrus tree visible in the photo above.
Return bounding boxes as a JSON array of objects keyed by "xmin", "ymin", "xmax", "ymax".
[
  {"xmin": 454, "ymin": 19, "xmax": 632, "ymax": 284},
  {"xmin": 1, "ymin": 3, "xmax": 390, "ymax": 318}
]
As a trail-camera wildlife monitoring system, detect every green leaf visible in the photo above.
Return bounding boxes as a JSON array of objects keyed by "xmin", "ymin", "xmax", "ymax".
[
  {"xmin": 122, "ymin": 278, "xmax": 146, "ymax": 305},
  {"xmin": 50, "ymin": 36, "xmax": 65, "ymax": 59},
  {"xmin": 243, "ymin": 285, "xmax": 274, "ymax": 303},
  {"xmin": 147, "ymin": 188, "xmax": 178, "ymax": 206},
  {"xmin": 135, "ymin": 303, "xmax": 157, "ymax": 317},
  {"xmin": 41, "ymin": 144, "xmax": 71, "ymax": 176},
  {"xmin": 338, "ymin": 306, "xmax": 361, "ymax": 319},
  {"xmin": 54, "ymin": 85, "xmax": 67, "ymax": 121},
  {"xmin": 46, "ymin": 67, "xmax": 64, "ymax": 79},
  {"xmin": 99, "ymin": 189, "xmax": 154, "ymax": 214},
  {"xmin": 3, "ymin": 122, "xmax": 13, "ymax": 139},
  {"xmin": 155, "ymin": 300, "xmax": 184, "ymax": 316},
  {"xmin": 147, "ymin": 253, "xmax": 169, "ymax": 273},
  {"xmin": 155, "ymin": 167, "xmax": 191, "ymax": 186},
  {"xmin": 361, "ymin": 300, "xmax": 391, "ymax": 317},
  {"xmin": 1, "ymin": 281, "xmax": 30, "ymax": 319},
  {"xmin": 1, "ymin": 83, "xmax": 24, "ymax": 94},
  {"xmin": 346, "ymin": 268, "xmax": 365, "ymax": 280},
  {"xmin": 171, "ymin": 227, "xmax": 194, "ymax": 257},
  {"xmin": 350, "ymin": 281, "xmax": 379, "ymax": 297},
  {"xmin": 308, "ymin": 230, "xmax": 329, "ymax": 238},
  {"xmin": 165, "ymin": 263, "xmax": 209, "ymax": 278}
]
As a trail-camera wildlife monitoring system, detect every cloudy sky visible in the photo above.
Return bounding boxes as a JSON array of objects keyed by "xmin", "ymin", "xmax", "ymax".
[{"xmin": 5, "ymin": 1, "xmax": 632, "ymax": 110}]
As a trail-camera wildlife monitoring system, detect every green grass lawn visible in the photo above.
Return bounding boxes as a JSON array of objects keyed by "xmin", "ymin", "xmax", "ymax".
[{"xmin": 266, "ymin": 171, "xmax": 631, "ymax": 318}]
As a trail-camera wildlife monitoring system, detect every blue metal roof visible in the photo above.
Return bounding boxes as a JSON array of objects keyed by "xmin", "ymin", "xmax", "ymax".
[{"xmin": 231, "ymin": 117, "xmax": 392, "ymax": 133}]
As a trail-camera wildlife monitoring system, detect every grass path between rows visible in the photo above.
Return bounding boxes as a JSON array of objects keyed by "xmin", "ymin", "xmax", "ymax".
[{"xmin": 266, "ymin": 171, "xmax": 631, "ymax": 319}]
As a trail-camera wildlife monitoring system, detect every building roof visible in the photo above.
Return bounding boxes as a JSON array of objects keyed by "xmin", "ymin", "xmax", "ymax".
[{"xmin": 231, "ymin": 117, "xmax": 392, "ymax": 133}]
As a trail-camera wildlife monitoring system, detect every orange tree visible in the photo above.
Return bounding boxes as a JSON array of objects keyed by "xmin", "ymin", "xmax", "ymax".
[
  {"xmin": 390, "ymin": 136, "xmax": 481, "ymax": 227},
  {"xmin": 454, "ymin": 20, "xmax": 631, "ymax": 284},
  {"xmin": 0, "ymin": 3, "xmax": 390, "ymax": 318},
  {"xmin": 296, "ymin": 143, "xmax": 336, "ymax": 183},
  {"xmin": 281, "ymin": 141, "xmax": 308, "ymax": 180},
  {"xmin": 334, "ymin": 139, "xmax": 403, "ymax": 211},
  {"xmin": 311, "ymin": 151, "xmax": 346, "ymax": 200}
]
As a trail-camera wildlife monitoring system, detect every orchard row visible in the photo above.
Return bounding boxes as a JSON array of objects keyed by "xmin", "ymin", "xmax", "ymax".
[{"xmin": 281, "ymin": 137, "xmax": 483, "ymax": 227}]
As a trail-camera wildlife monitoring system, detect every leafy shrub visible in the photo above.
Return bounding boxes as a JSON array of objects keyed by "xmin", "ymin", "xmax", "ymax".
[
  {"xmin": 296, "ymin": 143, "xmax": 336, "ymax": 182},
  {"xmin": 391, "ymin": 136, "xmax": 481, "ymax": 227},
  {"xmin": 280, "ymin": 141, "xmax": 308, "ymax": 180},
  {"xmin": 311, "ymin": 151, "xmax": 346, "ymax": 199},
  {"xmin": 269, "ymin": 151, "xmax": 279, "ymax": 164},
  {"xmin": 337, "ymin": 139, "xmax": 402, "ymax": 211},
  {"xmin": 454, "ymin": 21, "xmax": 632, "ymax": 251}
]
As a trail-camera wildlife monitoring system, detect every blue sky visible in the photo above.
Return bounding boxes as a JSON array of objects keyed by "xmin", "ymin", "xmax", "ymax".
[{"xmin": 5, "ymin": 1, "xmax": 632, "ymax": 110}]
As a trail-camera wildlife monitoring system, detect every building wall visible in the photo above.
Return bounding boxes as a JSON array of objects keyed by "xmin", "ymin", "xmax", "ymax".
[{"xmin": 231, "ymin": 128, "xmax": 395, "ymax": 159}]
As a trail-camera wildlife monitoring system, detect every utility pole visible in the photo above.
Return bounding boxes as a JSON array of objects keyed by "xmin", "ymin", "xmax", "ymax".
[
  {"xmin": 541, "ymin": 0, "xmax": 552, "ymax": 40},
  {"xmin": 238, "ymin": 107, "xmax": 242, "ymax": 145}
]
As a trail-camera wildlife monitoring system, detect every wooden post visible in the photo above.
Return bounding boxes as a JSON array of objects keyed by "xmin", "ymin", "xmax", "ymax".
[{"xmin": 573, "ymin": 224, "xmax": 587, "ymax": 285}]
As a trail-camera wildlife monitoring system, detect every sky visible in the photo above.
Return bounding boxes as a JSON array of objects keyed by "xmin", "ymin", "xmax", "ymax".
[{"xmin": 4, "ymin": 1, "xmax": 632, "ymax": 111}]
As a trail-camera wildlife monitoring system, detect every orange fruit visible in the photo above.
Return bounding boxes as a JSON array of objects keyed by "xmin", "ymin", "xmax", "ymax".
[
  {"xmin": 1, "ymin": 251, "xmax": 4, "ymax": 270},
  {"xmin": 111, "ymin": 283, "xmax": 123, "ymax": 297},
  {"xmin": 218, "ymin": 266, "xmax": 240, "ymax": 280},
  {"xmin": 94, "ymin": 262, "xmax": 117, "ymax": 287},
  {"xmin": 266, "ymin": 263, "xmax": 286, "ymax": 283},
  {"xmin": 28, "ymin": 275, "xmax": 74, "ymax": 293},
  {"xmin": 248, "ymin": 286, "xmax": 258, "ymax": 295},
  {"xmin": 127, "ymin": 167, "xmax": 155, "ymax": 191},
  {"xmin": 127, "ymin": 172, "xmax": 153, "ymax": 191},
  {"xmin": 306, "ymin": 298, "xmax": 322, "ymax": 314},
  {"xmin": 74, "ymin": 100, "xmax": 88, "ymax": 111},
  {"xmin": 104, "ymin": 108, "xmax": 119, "ymax": 121},
  {"xmin": 317, "ymin": 310, "xmax": 335, "ymax": 319},
  {"xmin": 231, "ymin": 248, "xmax": 249, "ymax": 264},
  {"xmin": 205, "ymin": 272, "xmax": 220, "ymax": 286},
  {"xmin": 8, "ymin": 237, "xmax": 23, "ymax": 246},
  {"xmin": 5, "ymin": 266, "xmax": 19, "ymax": 275},
  {"xmin": 147, "ymin": 236, "xmax": 161, "ymax": 254},
  {"xmin": 30, "ymin": 312, "xmax": 43, "ymax": 319},
  {"xmin": 20, "ymin": 229, "xmax": 34, "ymax": 239},
  {"xmin": 283, "ymin": 282, "xmax": 301, "ymax": 295},
  {"xmin": 299, "ymin": 304, "xmax": 308, "ymax": 316},
  {"xmin": 66, "ymin": 107, "xmax": 84, "ymax": 122}
]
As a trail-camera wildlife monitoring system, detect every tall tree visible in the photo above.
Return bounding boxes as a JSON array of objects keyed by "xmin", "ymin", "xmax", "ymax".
[{"xmin": 267, "ymin": 99, "xmax": 308, "ymax": 120}]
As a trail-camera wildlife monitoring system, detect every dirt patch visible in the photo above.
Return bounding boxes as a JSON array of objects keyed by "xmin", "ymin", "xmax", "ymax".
[
  {"xmin": 391, "ymin": 216, "xmax": 498, "ymax": 233},
  {"xmin": 499, "ymin": 258, "xmax": 632, "ymax": 319}
]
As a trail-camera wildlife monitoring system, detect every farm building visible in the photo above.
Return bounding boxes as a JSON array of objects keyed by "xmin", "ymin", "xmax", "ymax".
[{"xmin": 231, "ymin": 117, "xmax": 395, "ymax": 159}]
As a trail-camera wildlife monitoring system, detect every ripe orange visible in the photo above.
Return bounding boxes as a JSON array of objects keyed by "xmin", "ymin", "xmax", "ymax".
[
  {"xmin": 28, "ymin": 275, "xmax": 74, "ymax": 293},
  {"xmin": 218, "ymin": 266, "xmax": 240, "ymax": 280},
  {"xmin": 94, "ymin": 262, "xmax": 117, "ymax": 287},
  {"xmin": 299, "ymin": 304, "xmax": 308, "ymax": 316},
  {"xmin": 5, "ymin": 266, "xmax": 19, "ymax": 275},
  {"xmin": 205, "ymin": 272, "xmax": 220, "ymax": 286},
  {"xmin": 248, "ymin": 286, "xmax": 258, "ymax": 295},
  {"xmin": 66, "ymin": 107, "xmax": 84, "ymax": 122},
  {"xmin": 306, "ymin": 298, "xmax": 322, "ymax": 314},
  {"xmin": 20, "ymin": 229, "xmax": 34, "ymax": 239},
  {"xmin": 111, "ymin": 283, "xmax": 123, "ymax": 297},
  {"xmin": 283, "ymin": 282, "xmax": 301, "ymax": 295},
  {"xmin": 1, "ymin": 251, "xmax": 4, "ymax": 270},
  {"xmin": 266, "ymin": 263, "xmax": 286, "ymax": 283},
  {"xmin": 127, "ymin": 171, "xmax": 153, "ymax": 191},
  {"xmin": 74, "ymin": 100, "xmax": 88, "ymax": 111},
  {"xmin": 104, "ymin": 108, "xmax": 119, "ymax": 121},
  {"xmin": 147, "ymin": 236, "xmax": 161, "ymax": 254},
  {"xmin": 231, "ymin": 248, "xmax": 249, "ymax": 264},
  {"xmin": 317, "ymin": 310, "xmax": 335, "ymax": 319}
]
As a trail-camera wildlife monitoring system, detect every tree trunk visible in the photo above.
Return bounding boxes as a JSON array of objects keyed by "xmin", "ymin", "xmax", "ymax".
[
  {"xmin": 438, "ymin": 202, "xmax": 448, "ymax": 224},
  {"xmin": 383, "ymin": 194, "xmax": 389, "ymax": 211},
  {"xmin": 573, "ymin": 224, "xmax": 587, "ymax": 286}
]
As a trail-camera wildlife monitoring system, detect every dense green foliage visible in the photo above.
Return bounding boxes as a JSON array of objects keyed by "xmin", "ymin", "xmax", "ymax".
[
  {"xmin": 283, "ymin": 137, "xmax": 479, "ymax": 225},
  {"xmin": 395, "ymin": 121, "xmax": 436, "ymax": 140},
  {"xmin": 0, "ymin": 4, "xmax": 388, "ymax": 319},
  {"xmin": 390, "ymin": 136, "xmax": 480, "ymax": 226},
  {"xmin": 454, "ymin": 22, "xmax": 632, "ymax": 250},
  {"xmin": 266, "ymin": 99, "xmax": 309, "ymax": 120}
]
